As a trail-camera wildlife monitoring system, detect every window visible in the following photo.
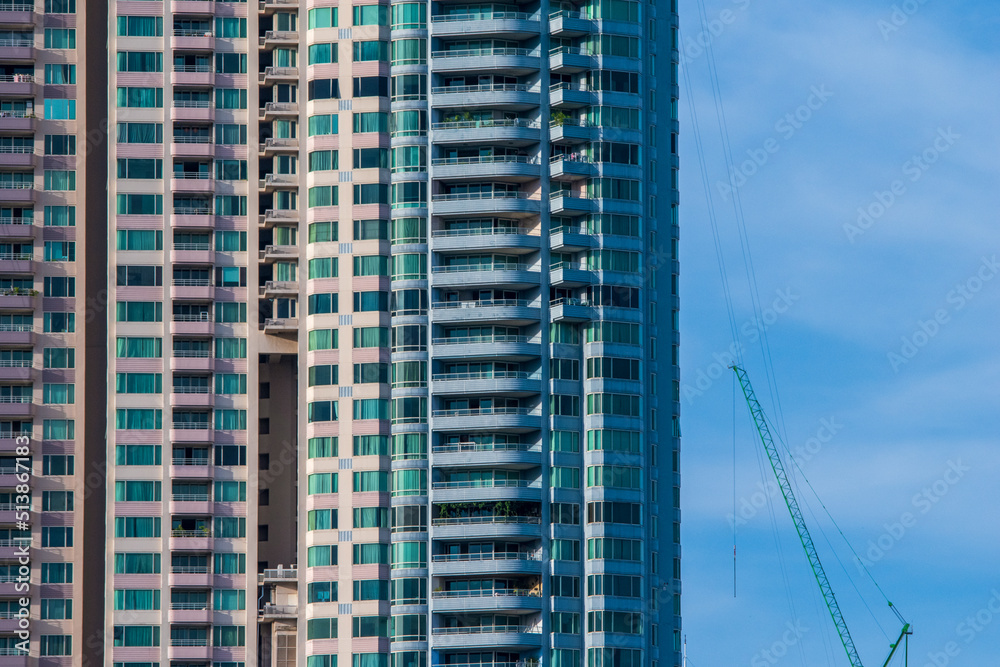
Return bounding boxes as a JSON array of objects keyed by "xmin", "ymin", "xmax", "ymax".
[
  {"xmin": 353, "ymin": 112, "xmax": 388, "ymax": 133},
  {"xmin": 44, "ymin": 241, "xmax": 75, "ymax": 261},
  {"xmin": 44, "ymin": 28, "xmax": 76, "ymax": 48},
  {"xmin": 43, "ymin": 276, "xmax": 75, "ymax": 296},
  {"xmin": 308, "ymin": 114, "xmax": 339, "ymax": 136},
  {"xmin": 391, "ymin": 3, "xmax": 425, "ymax": 28},
  {"xmin": 308, "ymin": 437, "xmax": 338, "ymax": 458},
  {"xmin": 116, "ymin": 230, "xmax": 162, "ymax": 250},
  {"xmin": 117, "ymin": 16, "xmax": 163, "ymax": 36},
  {"xmin": 308, "ymin": 185, "xmax": 339, "ymax": 207},
  {"xmin": 551, "ymin": 467, "xmax": 581, "ymax": 488},
  {"xmin": 353, "ymin": 76, "xmax": 388, "ymax": 97},
  {"xmin": 307, "ymin": 545, "xmax": 337, "ymax": 566},
  {"xmin": 307, "ymin": 6, "xmax": 338, "ymax": 28},
  {"xmin": 117, "ymin": 87, "xmax": 163, "ymax": 108},
  {"xmin": 44, "ymin": 205, "xmax": 75, "ymax": 226},
  {"xmin": 353, "ymin": 40, "xmax": 389, "ymax": 61},
  {"xmin": 215, "ymin": 53, "xmax": 247, "ymax": 73},
  {"xmin": 44, "ymin": 135, "xmax": 76, "ymax": 155},
  {"xmin": 308, "ymin": 401, "xmax": 339, "ymax": 422},
  {"xmin": 353, "ymin": 256, "xmax": 389, "ymax": 276},
  {"xmin": 308, "ymin": 257, "xmax": 339, "ymax": 278},
  {"xmin": 308, "ymin": 78, "xmax": 341, "ymax": 100},
  {"xmin": 309, "ymin": 150, "xmax": 339, "ymax": 171},
  {"xmin": 117, "ymin": 51, "xmax": 163, "ymax": 72},
  {"xmin": 116, "ymin": 194, "xmax": 162, "ymax": 215},
  {"xmin": 308, "ymin": 292, "xmax": 339, "ymax": 314},
  {"xmin": 353, "ymin": 4, "xmax": 388, "ymax": 25},
  {"xmin": 44, "ymin": 99, "xmax": 76, "ymax": 119},
  {"xmin": 309, "ymin": 43, "xmax": 338, "ymax": 64},
  {"xmin": 40, "ymin": 635, "xmax": 73, "ymax": 656},
  {"xmin": 307, "ymin": 618, "xmax": 338, "ymax": 640},
  {"xmin": 391, "ymin": 39, "xmax": 425, "ymax": 65},
  {"xmin": 353, "ymin": 616, "xmax": 389, "ymax": 638},
  {"xmin": 46, "ymin": 0, "xmax": 76, "ymax": 12},
  {"xmin": 44, "ymin": 170, "xmax": 76, "ymax": 191}
]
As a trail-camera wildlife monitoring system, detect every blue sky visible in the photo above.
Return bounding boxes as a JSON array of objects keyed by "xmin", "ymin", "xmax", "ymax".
[{"xmin": 678, "ymin": 1, "xmax": 1000, "ymax": 665}]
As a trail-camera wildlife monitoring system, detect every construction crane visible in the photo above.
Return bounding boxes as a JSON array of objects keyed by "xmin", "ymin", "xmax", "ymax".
[{"xmin": 731, "ymin": 365, "xmax": 911, "ymax": 667}]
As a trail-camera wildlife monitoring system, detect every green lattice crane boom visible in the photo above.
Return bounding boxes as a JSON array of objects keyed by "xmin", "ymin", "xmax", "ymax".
[{"xmin": 732, "ymin": 365, "xmax": 895, "ymax": 667}]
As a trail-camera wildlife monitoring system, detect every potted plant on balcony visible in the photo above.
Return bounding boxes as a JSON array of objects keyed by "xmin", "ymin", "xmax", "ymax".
[{"xmin": 550, "ymin": 110, "xmax": 569, "ymax": 126}]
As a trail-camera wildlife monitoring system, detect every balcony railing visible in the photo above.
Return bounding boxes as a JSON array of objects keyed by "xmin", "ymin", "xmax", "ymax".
[
  {"xmin": 172, "ymin": 278, "xmax": 212, "ymax": 287},
  {"xmin": 173, "ymin": 172, "xmax": 211, "ymax": 180},
  {"xmin": 173, "ymin": 243, "xmax": 212, "ymax": 251},
  {"xmin": 433, "ymin": 262, "xmax": 526, "ymax": 273},
  {"xmin": 0, "ymin": 359, "xmax": 31, "ymax": 366},
  {"xmin": 172, "ymin": 350, "xmax": 211, "ymax": 358},
  {"xmin": 170, "ymin": 638, "xmax": 209, "ymax": 647},
  {"xmin": 173, "ymin": 28, "xmax": 213, "ymax": 37},
  {"xmin": 431, "ymin": 299, "xmax": 530, "ymax": 310},
  {"xmin": 431, "ymin": 11, "xmax": 534, "ymax": 21},
  {"xmin": 0, "ymin": 183, "xmax": 33, "ymax": 190},
  {"xmin": 431, "ymin": 83, "xmax": 529, "ymax": 95},
  {"xmin": 174, "ymin": 64, "xmax": 212, "ymax": 73},
  {"xmin": 0, "ymin": 217, "xmax": 31, "ymax": 225},
  {"xmin": 0, "ymin": 0, "xmax": 34, "ymax": 10},
  {"xmin": 0, "ymin": 396, "xmax": 31, "ymax": 403},
  {"xmin": 0, "ymin": 39, "xmax": 33, "ymax": 48},
  {"xmin": 431, "ymin": 551, "xmax": 538, "ymax": 562},
  {"xmin": 431, "ymin": 155, "xmax": 532, "ymax": 166},
  {"xmin": 172, "ymin": 100, "xmax": 211, "ymax": 109},
  {"xmin": 432, "ymin": 225, "xmax": 525, "ymax": 237},
  {"xmin": 431, "ymin": 334, "xmax": 532, "ymax": 345},
  {"xmin": 260, "ymin": 604, "xmax": 297, "ymax": 615},
  {"xmin": 0, "ymin": 146, "xmax": 32, "ymax": 154},
  {"xmin": 431, "ymin": 47, "xmax": 536, "ymax": 59},
  {"xmin": 172, "ymin": 457, "xmax": 211, "ymax": 466},
  {"xmin": 172, "ymin": 421, "xmax": 211, "ymax": 430},
  {"xmin": 432, "ymin": 588, "xmax": 539, "ymax": 598},
  {"xmin": 171, "ymin": 565, "xmax": 210, "ymax": 574},
  {"xmin": 173, "ymin": 207, "xmax": 213, "ymax": 215},
  {"xmin": 173, "ymin": 135, "xmax": 213, "ymax": 144},
  {"xmin": 432, "ymin": 118, "xmax": 539, "ymax": 131},
  {"xmin": 432, "ymin": 407, "xmax": 537, "ymax": 418},
  {"xmin": 431, "ymin": 624, "xmax": 540, "ymax": 635},
  {"xmin": 0, "ymin": 252, "xmax": 31, "ymax": 260},
  {"xmin": 432, "ymin": 479, "xmax": 536, "ymax": 490},
  {"xmin": 432, "ymin": 192, "xmax": 527, "ymax": 202},
  {"xmin": 170, "ymin": 529, "xmax": 211, "ymax": 538},
  {"xmin": 171, "ymin": 493, "xmax": 210, "ymax": 502},
  {"xmin": 170, "ymin": 602, "xmax": 209, "ymax": 610},
  {"xmin": 432, "ymin": 370, "xmax": 533, "ymax": 381},
  {"xmin": 432, "ymin": 441, "xmax": 532, "ymax": 454},
  {"xmin": 172, "ymin": 385, "xmax": 210, "ymax": 393}
]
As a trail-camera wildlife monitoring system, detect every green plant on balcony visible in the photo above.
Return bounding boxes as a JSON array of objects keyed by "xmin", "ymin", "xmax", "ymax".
[{"xmin": 550, "ymin": 110, "xmax": 569, "ymax": 126}]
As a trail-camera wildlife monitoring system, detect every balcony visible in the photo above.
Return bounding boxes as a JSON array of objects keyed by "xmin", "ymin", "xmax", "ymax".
[
  {"xmin": 431, "ymin": 299, "xmax": 540, "ymax": 326},
  {"xmin": 0, "ymin": 38, "xmax": 32, "ymax": 62},
  {"xmin": 431, "ymin": 551, "xmax": 542, "ymax": 577},
  {"xmin": 0, "ymin": 358, "xmax": 31, "ymax": 382},
  {"xmin": 429, "ymin": 335, "xmax": 540, "ymax": 361},
  {"xmin": 548, "ymin": 193, "xmax": 595, "ymax": 215},
  {"xmin": 0, "ymin": 74, "xmax": 35, "ymax": 97},
  {"xmin": 548, "ymin": 297, "xmax": 594, "ymax": 323},
  {"xmin": 259, "ymin": 66, "xmax": 298, "ymax": 84},
  {"xmin": 0, "ymin": 1, "xmax": 35, "ymax": 26},
  {"xmin": 431, "ymin": 155, "xmax": 539, "ymax": 182},
  {"xmin": 170, "ymin": 422, "xmax": 213, "ymax": 444},
  {"xmin": 431, "ymin": 48, "xmax": 541, "ymax": 76},
  {"xmin": 548, "ymin": 261, "xmax": 593, "ymax": 287},
  {"xmin": 431, "ymin": 406, "xmax": 541, "ymax": 432},
  {"xmin": 548, "ymin": 46, "xmax": 597, "ymax": 74},
  {"xmin": 431, "ymin": 441, "xmax": 541, "ymax": 469},
  {"xmin": 171, "ymin": 242, "xmax": 214, "ymax": 264},
  {"xmin": 549, "ymin": 82, "xmax": 597, "ymax": 109},
  {"xmin": 263, "ymin": 317, "xmax": 298, "ymax": 334},
  {"xmin": 432, "ymin": 225, "xmax": 540, "ymax": 253},
  {"xmin": 259, "ymin": 208, "xmax": 298, "ymax": 228},
  {"xmin": 548, "ymin": 9, "xmax": 596, "ymax": 37},
  {"xmin": 0, "ymin": 217, "xmax": 32, "ymax": 239},
  {"xmin": 0, "ymin": 396, "xmax": 32, "ymax": 418},
  {"xmin": 171, "ymin": 172, "xmax": 215, "ymax": 194},
  {"xmin": 261, "ymin": 280, "xmax": 297, "ymax": 297},
  {"xmin": 170, "ymin": 457, "xmax": 213, "ymax": 480},
  {"xmin": 430, "ymin": 624, "xmax": 542, "ymax": 650},
  {"xmin": 0, "ymin": 289, "xmax": 36, "ymax": 310},
  {"xmin": 0, "ymin": 183, "xmax": 33, "ymax": 205},
  {"xmin": 172, "ymin": 135, "xmax": 215, "ymax": 159},
  {"xmin": 549, "ymin": 225, "xmax": 593, "ymax": 252},
  {"xmin": 259, "ymin": 0, "xmax": 297, "ymax": 13},
  {"xmin": 169, "ymin": 602, "xmax": 212, "ymax": 624},
  {"xmin": 259, "ymin": 603, "xmax": 297, "ymax": 619},
  {"xmin": 171, "ymin": 278, "xmax": 214, "ymax": 301},
  {"xmin": 549, "ymin": 119, "xmax": 596, "ymax": 144},
  {"xmin": 431, "ymin": 83, "xmax": 539, "ymax": 111},
  {"xmin": 259, "ymin": 101, "xmax": 298, "ymax": 120},
  {"xmin": 548, "ymin": 154, "xmax": 595, "ymax": 180},
  {"xmin": 258, "ymin": 566, "xmax": 298, "ymax": 584},
  {"xmin": 171, "ymin": 0, "xmax": 215, "ymax": 13},
  {"xmin": 171, "ymin": 207, "xmax": 214, "ymax": 228},
  {"xmin": 172, "ymin": 64, "xmax": 214, "ymax": 88},
  {"xmin": 430, "ymin": 370, "xmax": 541, "ymax": 397},
  {"xmin": 0, "ymin": 110, "xmax": 34, "ymax": 133},
  {"xmin": 171, "ymin": 29, "xmax": 214, "ymax": 51},
  {"xmin": 171, "ymin": 101, "xmax": 214, "ymax": 123},
  {"xmin": 431, "ymin": 263, "xmax": 540, "ymax": 290},
  {"xmin": 431, "ymin": 119, "xmax": 539, "ymax": 147},
  {"xmin": 431, "ymin": 588, "xmax": 543, "ymax": 613},
  {"xmin": 259, "ymin": 137, "xmax": 298, "ymax": 156},
  {"xmin": 258, "ymin": 173, "xmax": 298, "ymax": 193},
  {"xmin": 431, "ymin": 192, "xmax": 539, "ymax": 218},
  {"xmin": 169, "ymin": 528, "xmax": 213, "ymax": 550},
  {"xmin": 259, "ymin": 30, "xmax": 298, "ymax": 48},
  {"xmin": 170, "ymin": 389, "xmax": 213, "ymax": 409},
  {"xmin": 430, "ymin": 11, "xmax": 540, "ymax": 39},
  {"xmin": 431, "ymin": 479, "xmax": 542, "ymax": 504}
]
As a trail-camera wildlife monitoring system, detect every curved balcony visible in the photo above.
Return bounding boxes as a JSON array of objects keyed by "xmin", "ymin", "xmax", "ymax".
[
  {"xmin": 548, "ymin": 9, "xmax": 596, "ymax": 37},
  {"xmin": 431, "ymin": 551, "xmax": 543, "ymax": 577},
  {"xmin": 430, "ymin": 371, "xmax": 541, "ymax": 397},
  {"xmin": 431, "ymin": 119, "xmax": 539, "ymax": 147},
  {"xmin": 432, "ymin": 226, "xmax": 540, "ymax": 253},
  {"xmin": 431, "ymin": 589, "xmax": 542, "ymax": 613},
  {"xmin": 431, "ymin": 48, "xmax": 540, "ymax": 76},
  {"xmin": 431, "ymin": 155, "xmax": 540, "ymax": 182},
  {"xmin": 430, "ymin": 12, "xmax": 541, "ymax": 39},
  {"xmin": 431, "ymin": 480, "xmax": 542, "ymax": 504},
  {"xmin": 431, "ymin": 407, "xmax": 541, "ymax": 433},
  {"xmin": 431, "ymin": 263, "xmax": 539, "ymax": 289},
  {"xmin": 429, "ymin": 335, "xmax": 540, "ymax": 361},
  {"xmin": 431, "ymin": 515, "xmax": 541, "ymax": 540},
  {"xmin": 171, "ymin": 101, "xmax": 214, "ymax": 123},
  {"xmin": 431, "ymin": 84, "xmax": 539, "ymax": 111},
  {"xmin": 431, "ymin": 300, "xmax": 540, "ymax": 325},
  {"xmin": 549, "ymin": 261, "xmax": 594, "ymax": 288},
  {"xmin": 430, "ymin": 624, "xmax": 542, "ymax": 650},
  {"xmin": 432, "ymin": 192, "xmax": 539, "ymax": 218}
]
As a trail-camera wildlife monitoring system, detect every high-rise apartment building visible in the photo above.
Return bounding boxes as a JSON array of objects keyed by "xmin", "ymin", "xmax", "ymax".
[{"xmin": 0, "ymin": 0, "xmax": 679, "ymax": 663}]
